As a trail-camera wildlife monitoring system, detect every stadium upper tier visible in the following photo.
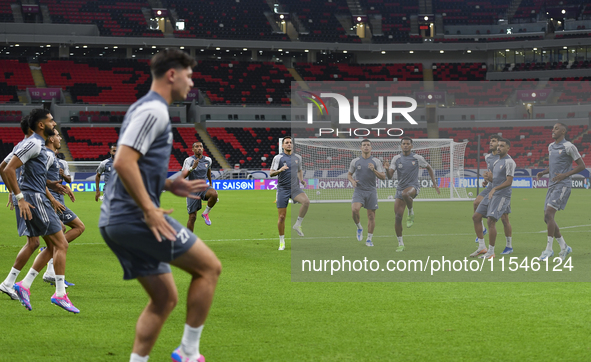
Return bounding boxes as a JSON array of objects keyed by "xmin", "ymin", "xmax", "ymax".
[{"xmin": 1, "ymin": 0, "xmax": 589, "ymax": 42}]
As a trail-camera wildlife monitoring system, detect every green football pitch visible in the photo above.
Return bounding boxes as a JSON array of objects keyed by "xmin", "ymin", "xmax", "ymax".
[{"xmin": 0, "ymin": 189, "xmax": 590, "ymax": 361}]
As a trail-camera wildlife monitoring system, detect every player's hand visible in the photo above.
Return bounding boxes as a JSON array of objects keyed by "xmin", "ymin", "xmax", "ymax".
[
  {"xmin": 59, "ymin": 168, "xmax": 64, "ymax": 177},
  {"xmin": 482, "ymin": 180, "xmax": 488, "ymax": 187},
  {"xmin": 536, "ymin": 172, "xmax": 544, "ymax": 180},
  {"xmin": 47, "ymin": 180, "xmax": 67, "ymax": 195},
  {"xmin": 170, "ymin": 170, "xmax": 208, "ymax": 198},
  {"xmin": 67, "ymin": 187, "xmax": 76, "ymax": 203},
  {"xmin": 368, "ymin": 163, "xmax": 375, "ymax": 171},
  {"xmin": 279, "ymin": 165, "xmax": 289, "ymax": 172},
  {"xmin": 383, "ymin": 161, "xmax": 390, "ymax": 170},
  {"xmin": 192, "ymin": 159, "xmax": 199, "ymax": 169},
  {"xmin": 144, "ymin": 207, "xmax": 177, "ymax": 242},
  {"xmin": 300, "ymin": 179, "xmax": 306, "ymax": 188},
  {"xmin": 552, "ymin": 173, "xmax": 566, "ymax": 182},
  {"xmin": 50, "ymin": 198, "xmax": 66, "ymax": 214},
  {"xmin": 435, "ymin": 185, "xmax": 440, "ymax": 195},
  {"xmin": 351, "ymin": 180, "xmax": 358, "ymax": 188},
  {"xmin": 18, "ymin": 198, "xmax": 34, "ymax": 221},
  {"xmin": 95, "ymin": 190, "xmax": 101, "ymax": 202},
  {"xmin": 6, "ymin": 193, "xmax": 12, "ymax": 210},
  {"xmin": 488, "ymin": 189, "xmax": 495, "ymax": 200}
]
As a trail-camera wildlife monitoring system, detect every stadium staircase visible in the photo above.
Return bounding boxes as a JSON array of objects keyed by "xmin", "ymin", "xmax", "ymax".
[
  {"xmin": 506, "ymin": 0, "xmax": 524, "ymax": 22},
  {"xmin": 29, "ymin": 63, "xmax": 46, "ymax": 87},
  {"xmin": 10, "ymin": 3, "xmax": 23, "ymax": 22},
  {"xmin": 196, "ymin": 124, "xmax": 231, "ymax": 169}
]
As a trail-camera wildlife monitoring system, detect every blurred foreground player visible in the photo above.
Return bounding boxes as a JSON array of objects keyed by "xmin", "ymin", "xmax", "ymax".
[{"xmin": 99, "ymin": 49, "xmax": 221, "ymax": 362}]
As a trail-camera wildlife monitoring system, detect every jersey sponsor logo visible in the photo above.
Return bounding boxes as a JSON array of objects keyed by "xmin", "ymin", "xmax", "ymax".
[
  {"xmin": 412, "ymin": 161, "xmax": 415, "ymax": 165},
  {"xmin": 398, "ymin": 163, "xmax": 403, "ymax": 168},
  {"xmin": 558, "ymin": 150, "xmax": 563, "ymax": 154},
  {"xmin": 357, "ymin": 165, "xmax": 361, "ymax": 169}
]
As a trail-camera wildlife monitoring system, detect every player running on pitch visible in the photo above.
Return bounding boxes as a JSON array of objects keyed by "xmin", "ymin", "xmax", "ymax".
[
  {"xmin": 95, "ymin": 144, "xmax": 116, "ymax": 201},
  {"xmin": 182, "ymin": 141, "xmax": 218, "ymax": 231},
  {"xmin": 347, "ymin": 139, "xmax": 386, "ymax": 246},
  {"xmin": 470, "ymin": 138, "xmax": 515, "ymax": 259},
  {"xmin": 384, "ymin": 137, "xmax": 439, "ymax": 252},
  {"xmin": 472, "ymin": 134, "xmax": 514, "ymax": 254},
  {"xmin": 536, "ymin": 123, "xmax": 585, "ymax": 261},
  {"xmin": 270, "ymin": 136, "xmax": 310, "ymax": 251}
]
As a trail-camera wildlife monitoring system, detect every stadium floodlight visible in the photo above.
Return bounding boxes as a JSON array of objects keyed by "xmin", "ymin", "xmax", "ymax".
[{"xmin": 294, "ymin": 138, "xmax": 469, "ymax": 202}]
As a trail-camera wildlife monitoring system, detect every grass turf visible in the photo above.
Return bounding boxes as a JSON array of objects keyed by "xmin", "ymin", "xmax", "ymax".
[{"xmin": 0, "ymin": 189, "xmax": 589, "ymax": 361}]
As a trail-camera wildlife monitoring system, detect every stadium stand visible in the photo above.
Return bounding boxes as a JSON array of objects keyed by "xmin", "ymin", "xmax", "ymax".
[
  {"xmin": 361, "ymin": 0, "xmax": 421, "ymax": 43},
  {"xmin": 0, "ymin": 59, "xmax": 36, "ymax": 103},
  {"xmin": 208, "ymin": 127, "xmax": 289, "ymax": 169},
  {"xmin": 432, "ymin": 63, "xmax": 487, "ymax": 81},
  {"xmin": 193, "ymin": 60, "xmax": 293, "ymax": 105},
  {"xmin": 433, "ymin": 0, "xmax": 511, "ymax": 25},
  {"xmin": 295, "ymin": 63, "xmax": 423, "ymax": 82},
  {"xmin": 282, "ymin": 0, "xmax": 360, "ymax": 43},
  {"xmin": 547, "ymin": 77, "xmax": 591, "ymax": 104},
  {"xmin": 39, "ymin": 0, "xmax": 163, "ymax": 37},
  {"xmin": 40, "ymin": 58, "xmax": 151, "ymax": 104},
  {"xmin": 170, "ymin": 0, "xmax": 287, "ymax": 41}
]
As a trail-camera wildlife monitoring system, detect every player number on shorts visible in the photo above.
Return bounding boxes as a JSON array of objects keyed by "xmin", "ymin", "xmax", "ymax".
[{"xmin": 177, "ymin": 229, "xmax": 190, "ymax": 244}]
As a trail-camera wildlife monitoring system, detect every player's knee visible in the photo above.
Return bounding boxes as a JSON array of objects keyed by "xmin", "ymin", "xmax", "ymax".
[
  {"xmin": 472, "ymin": 213, "xmax": 481, "ymax": 223},
  {"xmin": 27, "ymin": 237, "xmax": 40, "ymax": 249},
  {"xmin": 368, "ymin": 213, "xmax": 375, "ymax": 222},
  {"xmin": 76, "ymin": 220, "xmax": 86, "ymax": 234},
  {"xmin": 543, "ymin": 212, "xmax": 553, "ymax": 224},
  {"xmin": 301, "ymin": 198, "xmax": 310, "ymax": 207},
  {"xmin": 278, "ymin": 214, "xmax": 286, "ymax": 223},
  {"xmin": 188, "ymin": 213, "xmax": 197, "ymax": 222},
  {"xmin": 395, "ymin": 213, "xmax": 403, "ymax": 223},
  {"xmin": 487, "ymin": 218, "xmax": 496, "ymax": 228},
  {"xmin": 473, "ymin": 199, "xmax": 480, "ymax": 209},
  {"xmin": 209, "ymin": 257, "xmax": 222, "ymax": 280}
]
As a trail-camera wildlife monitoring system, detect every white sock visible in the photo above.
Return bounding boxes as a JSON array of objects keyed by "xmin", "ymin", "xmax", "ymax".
[
  {"xmin": 546, "ymin": 236, "xmax": 553, "ymax": 251},
  {"xmin": 3, "ymin": 267, "xmax": 20, "ymax": 287},
  {"xmin": 506, "ymin": 237, "xmax": 512, "ymax": 248},
  {"xmin": 55, "ymin": 275, "xmax": 66, "ymax": 297},
  {"xmin": 45, "ymin": 258, "xmax": 55, "ymax": 276},
  {"xmin": 279, "ymin": 235, "xmax": 285, "ymax": 243},
  {"xmin": 295, "ymin": 217, "xmax": 304, "ymax": 227},
  {"xmin": 356, "ymin": 222, "xmax": 362, "ymax": 229},
  {"xmin": 130, "ymin": 353, "xmax": 149, "ymax": 362},
  {"xmin": 397, "ymin": 236, "xmax": 404, "ymax": 246},
  {"xmin": 204, "ymin": 206, "xmax": 212, "ymax": 214},
  {"xmin": 478, "ymin": 238, "xmax": 485, "ymax": 249},
  {"xmin": 367, "ymin": 233, "xmax": 373, "ymax": 241},
  {"xmin": 181, "ymin": 324, "xmax": 204, "ymax": 358},
  {"xmin": 408, "ymin": 208, "xmax": 414, "ymax": 215},
  {"xmin": 21, "ymin": 268, "xmax": 39, "ymax": 289},
  {"xmin": 556, "ymin": 236, "xmax": 566, "ymax": 251},
  {"xmin": 489, "ymin": 245, "xmax": 495, "ymax": 254}
]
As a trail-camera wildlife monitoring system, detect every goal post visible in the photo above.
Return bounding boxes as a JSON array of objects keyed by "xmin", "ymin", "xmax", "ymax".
[{"xmin": 292, "ymin": 138, "xmax": 469, "ymax": 203}]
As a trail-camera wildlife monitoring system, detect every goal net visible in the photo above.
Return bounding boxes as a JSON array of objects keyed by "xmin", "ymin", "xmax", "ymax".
[{"xmin": 293, "ymin": 138, "xmax": 468, "ymax": 202}]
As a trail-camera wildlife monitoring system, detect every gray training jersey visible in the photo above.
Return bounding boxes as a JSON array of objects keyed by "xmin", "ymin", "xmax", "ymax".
[
  {"xmin": 484, "ymin": 153, "xmax": 500, "ymax": 190},
  {"xmin": 3, "ymin": 136, "xmax": 28, "ymax": 185},
  {"xmin": 15, "ymin": 133, "xmax": 53, "ymax": 194},
  {"xmin": 46, "ymin": 149, "xmax": 64, "ymax": 203},
  {"xmin": 348, "ymin": 156, "xmax": 385, "ymax": 191},
  {"xmin": 271, "ymin": 152, "xmax": 302, "ymax": 190},
  {"xmin": 99, "ymin": 91, "xmax": 172, "ymax": 227},
  {"xmin": 97, "ymin": 158, "xmax": 115, "ymax": 185},
  {"xmin": 548, "ymin": 140, "xmax": 581, "ymax": 188},
  {"xmin": 490, "ymin": 154, "xmax": 516, "ymax": 199},
  {"xmin": 182, "ymin": 155, "xmax": 212, "ymax": 181},
  {"xmin": 389, "ymin": 152, "xmax": 429, "ymax": 190},
  {"xmin": 59, "ymin": 159, "xmax": 70, "ymax": 180}
]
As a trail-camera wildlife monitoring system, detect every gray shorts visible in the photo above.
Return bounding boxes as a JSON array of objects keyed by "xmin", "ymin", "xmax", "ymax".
[
  {"xmin": 100, "ymin": 215, "xmax": 197, "ymax": 280},
  {"xmin": 486, "ymin": 195, "xmax": 511, "ymax": 220},
  {"xmin": 13, "ymin": 196, "xmax": 30, "ymax": 237},
  {"xmin": 395, "ymin": 185, "xmax": 419, "ymax": 200},
  {"xmin": 187, "ymin": 186, "xmax": 213, "ymax": 214},
  {"xmin": 277, "ymin": 187, "xmax": 304, "ymax": 208},
  {"xmin": 352, "ymin": 188, "xmax": 379, "ymax": 210},
  {"xmin": 545, "ymin": 184, "xmax": 571, "ymax": 211},
  {"xmin": 58, "ymin": 205, "xmax": 78, "ymax": 224},
  {"xmin": 22, "ymin": 192, "xmax": 62, "ymax": 237}
]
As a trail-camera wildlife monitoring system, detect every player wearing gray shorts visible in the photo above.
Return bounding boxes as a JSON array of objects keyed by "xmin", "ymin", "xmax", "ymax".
[
  {"xmin": 470, "ymin": 138, "xmax": 515, "ymax": 260},
  {"xmin": 536, "ymin": 123, "xmax": 585, "ymax": 262},
  {"xmin": 99, "ymin": 49, "xmax": 221, "ymax": 362},
  {"xmin": 384, "ymin": 137, "xmax": 439, "ymax": 252},
  {"xmin": 270, "ymin": 136, "xmax": 309, "ymax": 251},
  {"xmin": 347, "ymin": 139, "xmax": 386, "ymax": 246}
]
